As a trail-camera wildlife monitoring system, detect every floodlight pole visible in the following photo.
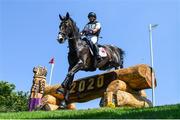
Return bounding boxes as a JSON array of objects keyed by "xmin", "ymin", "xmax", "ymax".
[{"xmin": 149, "ymin": 24, "xmax": 158, "ymax": 107}]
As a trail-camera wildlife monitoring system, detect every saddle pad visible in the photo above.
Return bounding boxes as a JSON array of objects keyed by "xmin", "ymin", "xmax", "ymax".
[{"xmin": 99, "ymin": 47, "xmax": 107, "ymax": 57}]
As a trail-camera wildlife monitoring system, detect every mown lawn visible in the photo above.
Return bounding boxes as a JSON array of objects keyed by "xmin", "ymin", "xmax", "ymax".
[{"xmin": 0, "ymin": 104, "xmax": 180, "ymax": 119}]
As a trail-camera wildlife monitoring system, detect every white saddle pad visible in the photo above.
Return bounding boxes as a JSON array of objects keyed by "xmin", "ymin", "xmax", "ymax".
[{"xmin": 99, "ymin": 47, "xmax": 107, "ymax": 57}]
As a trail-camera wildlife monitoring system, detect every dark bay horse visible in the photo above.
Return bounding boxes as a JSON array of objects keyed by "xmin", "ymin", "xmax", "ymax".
[{"xmin": 57, "ymin": 12, "xmax": 124, "ymax": 91}]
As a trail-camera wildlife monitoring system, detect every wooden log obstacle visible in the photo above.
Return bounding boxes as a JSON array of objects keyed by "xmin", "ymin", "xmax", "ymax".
[{"xmin": 29, "ymin": 64, "xmax": 156, "ymax": 111}]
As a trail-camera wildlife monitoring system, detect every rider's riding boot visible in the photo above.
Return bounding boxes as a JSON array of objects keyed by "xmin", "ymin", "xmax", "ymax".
[{"xmin": 94, "ymin": 44, "xmax": 102, "ymax": 61}]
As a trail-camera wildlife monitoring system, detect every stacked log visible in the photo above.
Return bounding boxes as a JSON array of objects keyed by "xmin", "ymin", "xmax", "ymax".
[
  {"xmin": 44, "ymin": 104, "xmax": 59, "ymax": 111},
  {"xmin": 41, "ymin": 95, "xmax": 64, "ymax": 111},
  {"xmin": 103, "ymin": 80, "xmax": 152, "ymax": 107},
  {"xmin": 41, "ymin": 95, "xmax": 61, "ymax": 105},
  {"xmin": 43, "ymin": 85, "xmax": 76, "ymax": 110},
  {"xmin": 30, "ymin": 64, "xmax": 156, "ymax": 110},
  {"xmin": 114, "ymin": 64, "xmax": 156, "ymax": 90},
  {"xmin": 44, "ymin": 85, "xmax": 64, "ymax": 100},
  {"xmin": 115, "ymin": 90, "xmax": 152, "ymax": 107}
]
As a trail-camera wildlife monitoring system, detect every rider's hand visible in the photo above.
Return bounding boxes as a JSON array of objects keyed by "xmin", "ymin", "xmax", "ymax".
[
  {"xmin": 85, "ymin": 29, "xmax": 93, "ymax": 34},
  {"xmin": 83, "ymin": 29, "xmax": 93, "ymax": 34},
  {"xmin": 88, "ymin": 30, "xmax": 93, "ymax": 34}
]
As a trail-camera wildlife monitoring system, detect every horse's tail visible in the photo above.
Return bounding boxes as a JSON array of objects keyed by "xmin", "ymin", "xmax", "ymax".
[{"xmin": 117, "ymin": 47, "xmax": 125, "ymax": 68}]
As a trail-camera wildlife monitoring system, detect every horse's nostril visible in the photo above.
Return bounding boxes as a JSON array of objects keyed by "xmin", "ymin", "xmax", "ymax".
[
  {"xmin": 57, "ymin": 34, "xmax": 63, "ymax": 41},
  {"xmin": 60, "ymin": 38, "xmax": 63, "ymax": 41},
  {"xmin": 57, "ymin": 37, "xmax": 64, "ymax": 44}
]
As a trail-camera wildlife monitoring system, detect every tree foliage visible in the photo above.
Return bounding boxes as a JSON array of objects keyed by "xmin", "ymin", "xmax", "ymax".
[{"xmin": 0, "ymin": 81, "xmax": 29, "ymax": 112}]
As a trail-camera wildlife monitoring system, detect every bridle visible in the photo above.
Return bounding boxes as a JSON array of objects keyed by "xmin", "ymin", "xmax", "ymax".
[
  {"xmin": 59, "ymin": 19, "xmax": 80, "ymax": 41},
  {"xmin": 59, "ymin": 20, "xmax": 74, "ymax": 40}
]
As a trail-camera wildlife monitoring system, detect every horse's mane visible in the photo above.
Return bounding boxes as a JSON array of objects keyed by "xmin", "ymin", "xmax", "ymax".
[{"xmin": 68, "ymin": 17, "xmax": 80, "ymax": 33}]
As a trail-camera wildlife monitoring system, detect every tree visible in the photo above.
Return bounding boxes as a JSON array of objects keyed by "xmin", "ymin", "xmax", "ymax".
[{"xmin": 0, "ymin": 81, "xmax": 29, "ymax": 112}]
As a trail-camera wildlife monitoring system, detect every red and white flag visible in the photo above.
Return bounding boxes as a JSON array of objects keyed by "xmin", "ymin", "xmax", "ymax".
[
  {"xmin": 49, "ymin": 57, "xmax": 55, "ymax": 85},
  {"xmin": 49, "ymin": 58, "xmax": 55, "ymax": 64}
]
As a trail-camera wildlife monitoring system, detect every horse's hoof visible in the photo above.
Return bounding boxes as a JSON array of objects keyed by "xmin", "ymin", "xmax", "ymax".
[{"xmin": 59, "ymin": 100, "xmax": 66, "ymax": 109}]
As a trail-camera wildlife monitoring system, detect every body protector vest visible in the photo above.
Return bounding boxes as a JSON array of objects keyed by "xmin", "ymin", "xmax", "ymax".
[{"xmin": 84, "ymin": 21, "xmax": 101, "ymax": 36}]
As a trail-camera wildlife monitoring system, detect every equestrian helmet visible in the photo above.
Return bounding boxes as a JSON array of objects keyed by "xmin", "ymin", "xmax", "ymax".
[{"xmin": 88, "ymin": 12, "xmax": 96, "ymax": 18}]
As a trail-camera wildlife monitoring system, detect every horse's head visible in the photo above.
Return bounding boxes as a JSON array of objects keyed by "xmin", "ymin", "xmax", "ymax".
[{"xmin": 57, "ymin": 12, "xmax": 74, "ymax": 44}]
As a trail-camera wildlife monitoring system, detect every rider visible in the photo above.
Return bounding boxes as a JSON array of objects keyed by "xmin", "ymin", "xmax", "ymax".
[{"xmin": 81, "ymin": 12, "xmax": 101, "ymax": 61}]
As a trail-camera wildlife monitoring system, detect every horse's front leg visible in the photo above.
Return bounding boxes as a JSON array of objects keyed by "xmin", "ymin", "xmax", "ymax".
[{"xmin": 62, "ymin": 60, "xmax": 83, "ymax": 90}]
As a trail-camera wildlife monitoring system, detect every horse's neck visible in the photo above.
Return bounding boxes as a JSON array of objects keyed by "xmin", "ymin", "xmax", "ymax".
[
  {"xmin": 68, "ymin": 37, "xmax": 80, "ymax": 53},
  {"xmin": 68, "ymin": 21, "xmax": 81, "ymax": 53}
]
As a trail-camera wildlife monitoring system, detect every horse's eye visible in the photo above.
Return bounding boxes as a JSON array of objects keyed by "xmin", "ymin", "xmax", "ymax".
[{"xmin": 65, "ymin": 21, "xmax": 68, "ymax": 24}]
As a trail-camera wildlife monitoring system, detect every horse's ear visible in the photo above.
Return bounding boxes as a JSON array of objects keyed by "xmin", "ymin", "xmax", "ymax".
[
  {"xmin": 66, "ymin": 12, "xmax": 70, "ymax": 19},
  {"xmin": 59, "ymin": 14, "xmax": 63, "ymax": 21}
]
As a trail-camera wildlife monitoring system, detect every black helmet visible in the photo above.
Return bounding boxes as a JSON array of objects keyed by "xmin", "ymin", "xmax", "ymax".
[{"xmin": 88, "ymin": 12, "xmax": 96, "ymax": 18}]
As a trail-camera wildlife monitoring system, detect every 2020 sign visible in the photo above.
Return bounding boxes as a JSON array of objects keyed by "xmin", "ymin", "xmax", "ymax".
[{"xmin": 70, "ymin": 75, "xmax": 104, "ymax": 94}]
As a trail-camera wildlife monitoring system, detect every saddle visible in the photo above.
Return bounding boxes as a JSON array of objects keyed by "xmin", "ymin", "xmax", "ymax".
[{"xmin": 83, "ymin": 39, "xmax": 107, "ymax": 58}]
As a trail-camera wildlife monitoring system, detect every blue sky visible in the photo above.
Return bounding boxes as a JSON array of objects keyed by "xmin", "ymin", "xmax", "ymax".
[{"xmin": 0, "ymin": 0, "xmax": 179, "ymax": 109}]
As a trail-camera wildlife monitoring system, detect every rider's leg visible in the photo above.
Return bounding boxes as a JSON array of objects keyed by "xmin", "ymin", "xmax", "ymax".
[
  {"xmin": 91, "ymin": 36, "xmax": 101, "ymax": 60},
  {"xmin": 94, "ymin": 44, "xmax": 100, "ymax": 57},
  {"xmin": 90, "ymin": 36, "xmax": 98, "ymax": 44}
]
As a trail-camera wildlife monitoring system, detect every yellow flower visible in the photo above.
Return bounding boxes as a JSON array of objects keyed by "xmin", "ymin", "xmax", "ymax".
[{"xmin": 107, "ymin": 102, "xmax": 116, "ymax": 108}]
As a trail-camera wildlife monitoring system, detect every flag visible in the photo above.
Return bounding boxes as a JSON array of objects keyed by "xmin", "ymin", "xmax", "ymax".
[
  {"xmin": 49, "ymin": 57, "xmax": 55, "ymax": 85},
  {"xmin": 49, "ymin": 58, "xmax": 55, "ymax": 64}
]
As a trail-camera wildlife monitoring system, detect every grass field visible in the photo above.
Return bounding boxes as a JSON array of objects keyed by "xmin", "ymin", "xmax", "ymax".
[{"xmin": 0, "ymin": 104, "xmax": 179, "ymax": 119}]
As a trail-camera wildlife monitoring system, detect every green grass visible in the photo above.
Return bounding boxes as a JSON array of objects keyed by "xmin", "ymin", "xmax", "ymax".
[{"xmin": 0, "ymin": 104, "xmax": 180, "ymax": 119}]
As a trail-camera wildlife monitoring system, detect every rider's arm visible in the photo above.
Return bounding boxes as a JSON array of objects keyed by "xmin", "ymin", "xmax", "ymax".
[
  {"xmin": 81, "ymin": 24, "xmax": 89, "ymax": 35},
  {"xmin": 92, "ymin": 22, "xmax": 101, "ymax": 34}
]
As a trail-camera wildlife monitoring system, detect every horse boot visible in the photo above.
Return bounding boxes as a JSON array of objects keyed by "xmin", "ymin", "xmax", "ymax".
[{"xmin": 56, "ymin": 76, "xmax": 69, "ymax": 97}]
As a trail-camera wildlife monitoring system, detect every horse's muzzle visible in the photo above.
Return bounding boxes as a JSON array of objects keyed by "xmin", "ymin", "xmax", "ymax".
[{"xmin": 57, "ymin": 34, "xmax": 65, "ymax": 43}]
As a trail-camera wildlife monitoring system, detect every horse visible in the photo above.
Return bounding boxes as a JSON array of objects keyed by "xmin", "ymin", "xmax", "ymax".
[{"xmin": 57, "ymin": 12, "xmax": 124, "ymax": 93}]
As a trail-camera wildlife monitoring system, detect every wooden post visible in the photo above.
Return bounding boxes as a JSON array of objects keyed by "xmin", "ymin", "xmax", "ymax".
[
  {"xmin": 29, "ymin": 66, "xmax": 47, "ymax": 111},
  {"xmin": 104, "ymin": 91, "xmax": 114, "ymax": 107}
]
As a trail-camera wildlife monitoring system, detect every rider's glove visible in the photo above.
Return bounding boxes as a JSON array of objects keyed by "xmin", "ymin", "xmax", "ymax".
[{"xmin": 88, "ymin": 30, "xmax": 93, "ymax": 34}]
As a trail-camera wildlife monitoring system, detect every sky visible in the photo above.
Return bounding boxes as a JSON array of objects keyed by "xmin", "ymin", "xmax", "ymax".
[{"xmin": 0, "ymin": 0, "xmax": 180, "ymax": 109}]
